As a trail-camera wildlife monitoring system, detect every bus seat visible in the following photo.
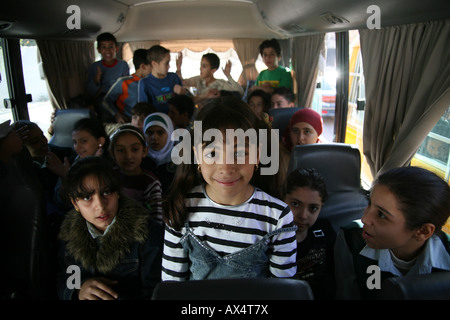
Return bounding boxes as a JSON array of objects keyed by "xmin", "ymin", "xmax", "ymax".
[
  {"xmin": 151, "ymin": 278, "xmax": 314, "ymax": 300},
  {"xmin": 268, "ymin": 107, "xmax": 301, "ymax": 140},
  {"xmin": 48, "ymin": 108, "xmax": 90, "ymax": 148},
  {"xmin": 0, "ymin": 148, "xmax": 51, "ymax": 299},
  {"xmin": 379, "ymin": 272, "xmax": 450, "ymax": 300},
  {"xmin": 287, "ymin": 143, "xmax": 369, "ymax": 233}
]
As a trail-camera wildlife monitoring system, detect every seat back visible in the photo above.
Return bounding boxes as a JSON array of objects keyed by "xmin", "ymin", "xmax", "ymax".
[
  {"xmin": 152, "ymin": 278, "xmax": 314, "ymax": 300},
  {"xmin": 268, "ymin": 107, "xmax": 301, "ymax": 140},
  {"xmin": 287, "ymin": 143, "xmax": 369, "ymax": 233},
  {"xmin": 49, "ymin": 108, "xmax": 90, "ymax": 148},
  {"xmin": 0, "ymin": 148, "xmax": 50, "ymax": 299},
  {"xmin": 379, "ymin": 272, "xmax": 450, "ymax": 300}
]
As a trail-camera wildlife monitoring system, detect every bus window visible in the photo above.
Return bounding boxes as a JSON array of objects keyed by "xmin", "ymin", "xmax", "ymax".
[
  {"xmin": 0, "ymin": 39, "xmax": 13, "ymax": 125},
  {"xmin": 312, "ymin": 32, "xmax": 336, "ymax": 143},
  {"xmin": 21, "ymin": 39, "xmax": 52, "ymax": 138},
  {"xmin": 412, "ymin": 106, "xmax": 450, "ymax": 184}
]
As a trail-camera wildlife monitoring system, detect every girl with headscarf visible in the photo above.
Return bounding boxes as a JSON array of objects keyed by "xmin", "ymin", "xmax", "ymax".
[
  {"xmin": 141, "ymin": 112, "xmax": 177, "ymax": 194},
  {"xmin": 282, "ymin": 108, "xmax": 325, "ymax": 151}
]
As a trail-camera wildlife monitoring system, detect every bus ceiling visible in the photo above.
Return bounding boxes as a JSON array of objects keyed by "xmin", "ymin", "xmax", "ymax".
[{"xmin": 0, "ymin": 0, "xmax": 449, "ymax": 41}]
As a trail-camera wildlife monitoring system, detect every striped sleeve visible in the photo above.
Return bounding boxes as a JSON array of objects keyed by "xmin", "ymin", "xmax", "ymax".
[
  {"xmin": 161, "ymin": 224, "xmax": 190, "ymax": 281},
  {"xmin": 144, "ymin": 177, "xmax": 163, "ymax": 223},
  {"xmin": 268, "ymin": 206, "xmax": 297, "ymax": 278}
]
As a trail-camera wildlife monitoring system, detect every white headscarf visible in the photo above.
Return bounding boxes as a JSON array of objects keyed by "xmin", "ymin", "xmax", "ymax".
[{"xmin": 143, "ymin": 112, "xmax": 174, "ymax": 165}]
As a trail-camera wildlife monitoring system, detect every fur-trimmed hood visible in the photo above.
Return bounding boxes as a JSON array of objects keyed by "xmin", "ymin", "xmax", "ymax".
[{"xmin": 59, "ymin": 195, "xmax": 150, "ymax": 274}]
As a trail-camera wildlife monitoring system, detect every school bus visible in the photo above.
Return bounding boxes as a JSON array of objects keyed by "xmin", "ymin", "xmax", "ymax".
[{"xmin": 0, "ymin": 0, "xmax": 449, "ymax": 302}]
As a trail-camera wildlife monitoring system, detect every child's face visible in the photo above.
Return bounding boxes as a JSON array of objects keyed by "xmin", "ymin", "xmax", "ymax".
[
  {"xmin": 145, "ymin": 125, "xmax": 168, "ymax": 151},
  {"xmin": 168, "ymin": 104, "xmax": 188, "ymax": 128},
  {"xmin": 248, "ymin": 96, "xmax": 265, "ymax": 119},
  {"xmin": 271, "ymin": 94, "xmax": 293, "ymax": 109},
  {"xmin": 152, "ymin": 53, "xmax": 171, "ymax": 78},
  {"xmin": 361, "ymin": 184, "xmax": 416, "ymax": 258},
  {"xmin": 22, "ymin": 125, "xmax": 48, "ymax": 159},
  {"xmin": 71, "ymin": 174, "xmax": 118, "ymax": 233},
  {"xmin": 261, "ymin": 47, "xmax": 280, "ymax": 70},
  {"xmin": 200, "ymin": 57, "xmax": 215, "ymax": 79},
  {"xmin": 194, "ymin": 136, "xmax": 259, "ymax": 206},
  {"xmin": 97, "ymin": 41, "xmax": 118, "ymax": 64},
  {"xmin": 72, "ymin": 129, "xmax": 104, "ymax": 158},
  {"xmin": 285, "ymin": 186, "xmax": 323, "ymax": 240},
  {"xmin": 131, "ymin": 114, "xmax": 146, "ymax": 132},
  {"xmin": 289, "ymin": 122, "xmax": 319, "ymax": 146},
  {"xmin": 112, "ymin": 133, "xmax": 147, "ymax": 175}
]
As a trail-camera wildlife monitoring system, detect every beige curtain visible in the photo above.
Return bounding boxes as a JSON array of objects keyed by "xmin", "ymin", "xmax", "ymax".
[
  {"xmin": 37, "ymin": 40, "xmax": 95, "ymax": 110},
  {"xmin": 360, "ymin": 20, "xmax": 450, "ymax": 178},
  {"xmin": 291, "ymin": 34, "xmax": 325, "ymax": 108},
  {"xmin": 233, "ymin": 38, "xmax": 263, "ymax": 86}
]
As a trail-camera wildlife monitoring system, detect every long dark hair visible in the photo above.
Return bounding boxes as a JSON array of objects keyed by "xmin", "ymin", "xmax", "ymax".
[
  {"xmin": 374, "ymin": 166, "xmax": 450, "ymax": 232},
  {"xmin": 164, "ymin": 96, "xmax": 278, "ymax": 230}
]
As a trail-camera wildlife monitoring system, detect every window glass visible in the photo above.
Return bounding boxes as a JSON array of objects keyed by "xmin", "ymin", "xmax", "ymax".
[
  {"xmin": 20, "ymin": 39, "xmax": 52, "ymax": 139},
  {"xmin": 0, "ymin": 39, "xmax": 13, "ymax": 125},
  {"xmin": 412, "ymin": 106, "xmax": 450, "ymax": 184}
]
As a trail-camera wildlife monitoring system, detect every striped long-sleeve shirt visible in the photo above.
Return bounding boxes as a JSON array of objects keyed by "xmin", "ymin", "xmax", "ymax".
[{"xmin": 162, "ymin": 185, "xmax": 297, "ymax": 281}]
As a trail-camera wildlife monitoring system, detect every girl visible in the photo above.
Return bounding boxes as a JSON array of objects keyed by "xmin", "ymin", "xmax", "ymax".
[
  {"xmin": 282, "ymin": 108, "xmax": 324, "ymax": 151},
  {"xmin": 57, "ymin": 156, "xmax": 164, "ymax": 300},
  {"xmin": 247, "ymin": 89, "xmax": 271, "ymax": 120},
  {"xmin": 109, "ymin": 124, "xmax": 163, "ymax": 223},
  {"xmin": 71, "ymin": 117, "xmax": 110, "ymax": 161},
  {"xmin": 283, "ymin": 168, "xmax": 336, "ymax": 299},
  {"xmin": 334, "ymin": 166, "xmax": 450, "ymax": 299},
  {"xmin": 162, "ymin": 96, "xmax": 297, "ymax": 281},
  {"xmin": 141, "ymin": 112, "xmax": 176, "ymax": 194}
]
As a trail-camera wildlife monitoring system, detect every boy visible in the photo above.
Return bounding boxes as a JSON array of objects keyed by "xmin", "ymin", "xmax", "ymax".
[
  {"xmin": 86, "ymin": 32, "xmax": 130, "ymax": 122},
  {"xmin": 103, "ymin": 49, "xmax": 152, "ymax": 123},
  {"xmin": 167, "ymin": 94, "xmax": 195, "ymax": 129},
  {"xmin": 131, "ymin": 102, "xmax": 156, "ymax": 133},
  {"xmin": 138, "ymin": 45, "xmax": 184, "ymax": 114},
  {"xmin": 253, "ymin": 39, "xmax": 292, "ymax": 94},
  {"xmin": 177, "ymin": 52, "xmax": 244, "ymax": 104}
]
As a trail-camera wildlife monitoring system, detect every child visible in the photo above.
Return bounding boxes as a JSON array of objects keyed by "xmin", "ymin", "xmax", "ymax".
[
  {"xmin": 177, "ymin": 52, "xmax": 244, "ymax": 104},
  {"xmin": 131, "ymin": 102, "xmax": 156, "ymax": 133},
  {"xmin": 284, "ymin": 168, "xmax": 336, "ymax": 300},
  {"xmin": 161, "ymin": 96, "xmax": 297, "ymax": 281},
  {"xmin": 138, "ymin": 45, "xmax": 183, "ymax": 114},
  {"xmin": 57, "ymin": 156, "xmax": 164, "ymax": 300},
  {"xmin": 252, "ymin": 39, "xmax": 293, "ymax": 94},
  {"xmin": 271, "ymin": 86, "xmax": 296, "ymax": 109},
  {"xmin": 109, "ymin": 125, "xmax": 163, "ymax": 223},
  {"xmin": 167, "ymin": 94, "xmax": 195, "ymax": 129},
  {"xmin": 334, "ymin": 166, "xmax": 450, "ymax": 300},
  {"xmin": 141, "ymin": 112, "xmax": 177, "ymax": 194},
  {"xmin": 103, "ymin": 49, "xmax": 153, "ymax": 123},
  {"xmin": 71, "ymin": 117, "xmax": 111, "ymax": 162},
  {"xmin": 247, "ymin": 89, "xmax": 271, "ymax": 120},
  {"xmin": 282, "ymin": 108, "xmax": 324, "ymax": 151},
  {"xmin": 86, "ymin": 32, "xmax": 130, "ymax": 122},
  {"xmin": 0, "ymin": 121, "xmax": 23, "ymax": 169}
]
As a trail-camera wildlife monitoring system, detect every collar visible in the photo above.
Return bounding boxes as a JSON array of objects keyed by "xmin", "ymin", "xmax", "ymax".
[
  {"xmin": 86, "ymin": 216, "xmax": 117, "ymax": 239},
  {"xmin": 359, "ymin": 234, "xmax": 450, "ymax": 276}
]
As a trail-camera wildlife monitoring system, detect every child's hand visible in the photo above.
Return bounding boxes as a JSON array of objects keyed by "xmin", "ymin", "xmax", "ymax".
[
  {"xmin": 46, "ymin": 153, "xmax": 70, "ymax": 177},
  {"xmin": 223, "ymin": 60, "xmax": 232, "ymax": 77},
  {"xmin": 78, "ymin": 277, "xmax": 119, "ymax": 300},
  {"xmin": 176, "ymin": 52, "xmax": 183, "ymax": 72}
]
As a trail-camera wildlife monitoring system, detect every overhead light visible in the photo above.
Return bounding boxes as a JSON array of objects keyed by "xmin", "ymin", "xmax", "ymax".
[
  {"xmin": 0, "ymin": 20, "xmax": 15, "ymax": 31},
  {"xmin": 320, "ymin": 12, "xmax": 349, "ymax": 25}
]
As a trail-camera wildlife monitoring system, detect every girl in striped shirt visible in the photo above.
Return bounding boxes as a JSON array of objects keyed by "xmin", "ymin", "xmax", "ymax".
[{"xmin": 162, "ymin": 97, "xmax": 297, "ymax": 281}]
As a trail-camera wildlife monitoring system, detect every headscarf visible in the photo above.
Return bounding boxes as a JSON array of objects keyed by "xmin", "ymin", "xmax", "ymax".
[
  {"xmin": 282, "ymin": 108, "xmax": 323, "ymax": 150},
  {"xmin": 143, "ymin": 112, "xmax": 174, "ymax": 165}
]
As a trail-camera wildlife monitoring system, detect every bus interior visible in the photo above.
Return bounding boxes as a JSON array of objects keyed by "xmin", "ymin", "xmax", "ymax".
[{"xmin": 0, "ymin": 0, "xmax": 449, "ymax": 301}]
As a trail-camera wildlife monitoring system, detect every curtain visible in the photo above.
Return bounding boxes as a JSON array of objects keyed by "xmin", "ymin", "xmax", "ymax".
[
  {"xmin": 37, "ymin": 40, "xmax": 95, "ymax": 110},
  {"xmin": 278, "ymin": 38, "xmax": 291, "ymax": 68},
  {"xmin": 233, "ymin": 38, "xmax": 263, "ymax": 86},
  {"xmin": 292, "ymin": 34, "xmax": 325, "ymax": 108},
  {"xmin": 360, "ymin": 19, "xmax": 450, "ymax": 178}
]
